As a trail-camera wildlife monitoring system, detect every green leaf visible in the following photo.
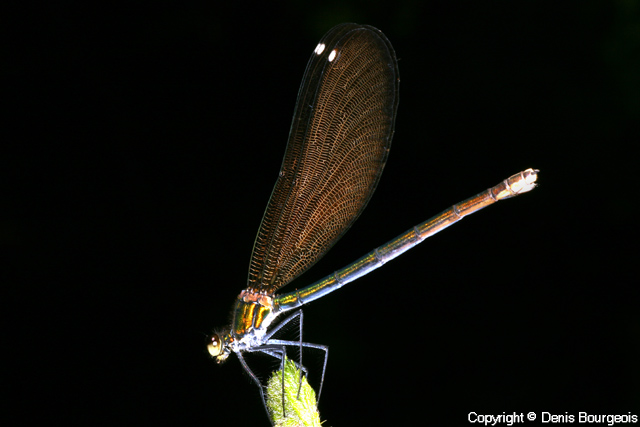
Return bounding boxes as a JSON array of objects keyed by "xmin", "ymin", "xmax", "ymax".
[{"xmin": 266, "ymin": 358, "xmax": 323, "ymax": 427}]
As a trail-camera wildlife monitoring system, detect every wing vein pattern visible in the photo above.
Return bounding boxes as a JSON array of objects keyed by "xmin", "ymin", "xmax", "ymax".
[{"xmin": 247, "ymin": 23, "xmax": 399, "ymax": 294}]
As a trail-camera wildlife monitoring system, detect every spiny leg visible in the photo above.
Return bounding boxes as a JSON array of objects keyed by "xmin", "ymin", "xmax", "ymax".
[
  {"xmin": 263, "ymin": 310, "xmax": 330, "ymax": 405},
  {"xmin": 266, "ymin": 339, "xmax": 329, "ymax": 405},
  {"xmin": 264, "ymin": 310, "xmax": 305, "ymax": 399},
  {"xmin": 248, "ymin": 344, "xmax": 289, "ymax": 418},
  {"xmin": 236, "ymin": 351, "xmax": 272, "ymax": 424}
]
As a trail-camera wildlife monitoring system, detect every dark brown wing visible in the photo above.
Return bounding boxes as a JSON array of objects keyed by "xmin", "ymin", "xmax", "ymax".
[{"xmin": 247, "ymin": 23, "xmax": 399, "ymax": 294}]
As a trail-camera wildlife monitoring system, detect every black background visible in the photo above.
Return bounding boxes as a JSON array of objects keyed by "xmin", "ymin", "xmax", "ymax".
[{"xmin": 5, "ymin": 1, "xmax": 638, "ymax": 425}]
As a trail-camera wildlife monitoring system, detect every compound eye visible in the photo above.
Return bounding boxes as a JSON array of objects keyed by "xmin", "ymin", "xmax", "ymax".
[{"xmin": 207, "ymin": 334, "xmax": 222, "ymax": 357}]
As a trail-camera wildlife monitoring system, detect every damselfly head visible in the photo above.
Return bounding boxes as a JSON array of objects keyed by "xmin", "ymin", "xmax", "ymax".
[{"xmin": 207, "ymin": 333, "xmax": 230, "ymax": 363}]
